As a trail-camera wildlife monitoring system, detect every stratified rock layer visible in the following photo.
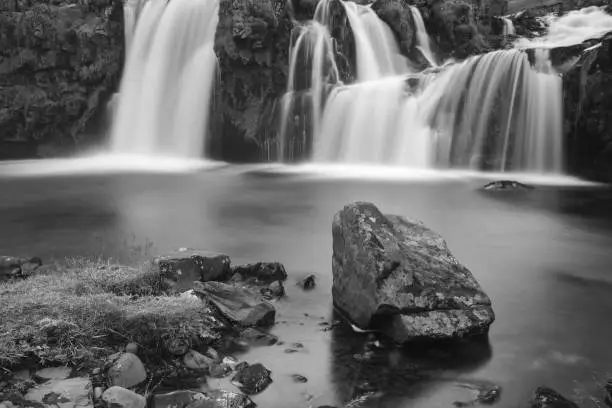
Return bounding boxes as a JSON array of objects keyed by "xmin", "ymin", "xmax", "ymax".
[{"xmin": 332, "ymin": 202, "xmax": 495, "ymax": 343}]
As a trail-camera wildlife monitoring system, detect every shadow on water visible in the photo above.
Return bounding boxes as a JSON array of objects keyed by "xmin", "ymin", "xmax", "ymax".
[{"xmin": 328, "ymin": 309, "xmax": 493, "ymax": 406}]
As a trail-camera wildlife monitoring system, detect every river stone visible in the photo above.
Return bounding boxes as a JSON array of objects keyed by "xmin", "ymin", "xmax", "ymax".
[
  {"xmin": 183, "ymin": 350, "xmax": 214, "ymax": 371},
  {"xmin": 193, "ymin": 282, "xmax": 276, "ymax": 327},
  {"xmin": 331, "ymin": 202, "xmax": 495, "ymax": 342},
  {"xmin": 155, "ymin": 250, "xmax": 231, "ymax": 291},
  {"xmin": 232, "ymin": 262, "xmax": 287, "ymax": 283},
  {"xmin": 151, "ymin": 390, "xmax": 206, "ymax": 408},
  {"xmin": 102, "ymin": 387, "xmax": 146, "ymax": 408},
  {"xmin": 231, "ymin": 363, "xmax": 273, "ymax": 395},
  {"xmin": 107, "ymin": 353, "xmax": 147, "ymax": 388},
  {"xmin": 25, "ymin": 377, "xmax": 91, "ymax": 408},
  {"xmin": 529, "ymin": 387, "xmax": 578, "ymax": 408},
  {"xmin": 185, "ymin": 390, "xmax": 255, "ymax": 408}
]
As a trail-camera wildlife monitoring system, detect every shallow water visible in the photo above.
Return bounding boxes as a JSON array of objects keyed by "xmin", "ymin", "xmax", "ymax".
[{"xmin": 1, "ymin": 161, "xmax": 611, "ymax": 408}]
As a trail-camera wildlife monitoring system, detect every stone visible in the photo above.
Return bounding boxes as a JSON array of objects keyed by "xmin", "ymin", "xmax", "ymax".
[
  {"xmin": 209, "ymin": 363, "xmax": 233, "ymax": 378},
  {"xmin": 297, "ymin": 274, "xmax": 316, "ymax": 290},
  {"xmin": 183, "ymin": 350, "xmax": 213, "ymax": 371},
  {"xmin": 155, "ymin": 250, "xmax": 232, "ymax": 291},
  {"xmin": 481, "ymin": 180, "xmax": 535, "ymax": 191},
  {"xmin": 193, "ymin": 281, "xmax": 276, "ymax": 327},
  {"xmin": 204, "ymin": 347, "xmax": 220, "ymax": 361},
  {"xmin": 0, "ymin": 256, "xmax": 42, "ymax": 281},
  {"xmin": 529, "ymin": 387, "xmax": 578, "ymax": 408},
  {"xmin": 231, "ymin": 363, "xmax": 273, "ymax": 395},
  {"xmin": 332, "ymin": 202, "xmax": 495, "ymax": 343},
  {"xmin": 25, "ymin": 377, "xmax": 91, "ymax": 408},
  {"xmin": 107, "ymin": 353, "xmax": 147, "ymax": 389},
  {"xmin": 232, "ymin": 262, "xmax": 288, "ymax": 283},
  {"xmin": 238, "ymin": 328, "xmax": 278, "ymax": 346},
  {"xmin": 125, "ymin": 342, "xmax": 139, "ymax": 355},
  {"xmin": 35, "ymin": 366, "xmax": 71, "ymax": 380},
  {"xmin": 94, "ymin": 388, "xmax": 103, "ymax": 399},
  {"xmin": 260, "ymin": 281, "xmax": 285, "ymax": 299},
  {"xmin": 165, "ymin": 336, "xmax": 191, "ymax": 356},
  {"xmin": 185, "ymin": 390, "xmax": 255, "ymax": 408},
  {"xmin": 453, "ymin": 380, "xmax": 502, "ymax": 407},
  {"xmin": 291, "ymin": 374, "xmax": 308, "ymax": 383},
  {"xmin": 151, "ymin": 390, "xmax": 206, "ymax": 408},
  {"xmin": 102, "ymin": 387, "xmax": 146, "ymax": 408}
]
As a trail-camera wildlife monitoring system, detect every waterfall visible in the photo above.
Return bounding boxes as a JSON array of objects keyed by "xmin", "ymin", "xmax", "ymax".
[
  {"xmin": 501, "ymin": 17, "xmax": 515, "ymax": 37},
  {"xmin": 110, "ymin": 0, "xmax": 219, "ymax": 158},
  {"xmin": 410, "ymin": 6, "xmax": 438, "ymax": 67}
]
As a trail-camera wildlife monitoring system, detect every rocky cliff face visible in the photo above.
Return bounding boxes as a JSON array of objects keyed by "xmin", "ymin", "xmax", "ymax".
[
  {"xmin": 207, "ymin": 0, "xmax": 292, "ymax": 162},
  {"xmin": 563, "ymin": 34, "xmax": 612, "ymax": 182},
  {"xmin": 0, "ymin": 0, "xmax": 124, "ymax": 159}
]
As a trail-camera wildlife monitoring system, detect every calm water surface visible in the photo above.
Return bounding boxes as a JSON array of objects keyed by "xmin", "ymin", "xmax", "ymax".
[{"xmin": 1, "ymin": 163, "xmax": 612, "ymax": 408}]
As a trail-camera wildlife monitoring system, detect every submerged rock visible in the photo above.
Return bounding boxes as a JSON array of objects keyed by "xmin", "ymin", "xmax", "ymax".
[
  {"xmin": 238, "ymin": 327, "xmax": 278, "ymax": 346},
  {"xmin": 453, "ymin": 379, "xmax": 502, "ymax": 406},
  {"xmin": 261, "ymin": 281, "xmax": 285, "ymax": 299},
  {"xmin": 331, "ymin": 202, "xmax": 495, "ymax": 343},
  {"xmin": 297, "ymin": 274, "xmax": 316, "ymax": 290},
  {"xmin": 24, "ymin": 377, "xmax": 90, "ymax": 408},
  {"xmin": 186, "ymin": 390, "xmax": 256, "ymax": 408},
  {"xmin": 151, "ymin": 390, "xmax": 206, "ymax": 408},
  {"xmin": 155, "ymin": 250, "xmax": 232, "ymax": 291},
  {"xmin": 529, "ymin": 387, "xmax": 578, "ymax": 408},
  {"xmin": 481, "ymin": 180, "xmax": 535, "ymax": 191},
  {"xmin": 231, "ymin": 363, "xmax": 273, "ymax": 395},
  {"xmin": 232, "ymin": 262, "xmax": 287, "ymax": 283},
  {"xmin": 193, "ymin": 281, "xmax": 276, "ymax": 327}
]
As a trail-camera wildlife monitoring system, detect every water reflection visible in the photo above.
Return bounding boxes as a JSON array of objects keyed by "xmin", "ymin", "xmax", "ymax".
[{"xmin": 329, "ymin": 310, "xmax": 492, "ymax": 406}]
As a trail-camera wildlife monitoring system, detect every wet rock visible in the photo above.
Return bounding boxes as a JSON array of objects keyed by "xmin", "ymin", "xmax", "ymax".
[
  {"xmin": 186, "ymin": 390, "xmax": 255, "ymax": 408},
  {"xmin": 209, "ymin": 364, "xmax": 233, "ymax": 378},
  {"xmin": 151, "ymin": 390, "xmax": 206, "ymax": 408},
  {"xmin": 125, "ymin": 342, "xmax": 139, "ymax": 355},
  {"xmin": 35, "ymin": 367, "xmax": 71, "ymax": 380},
  {"xmin": 453, "ymin": 380, "xmax": 502, "ymax": 407},
  {"xmin": 284, "ymin": 348, "xmax": 299, "ymax": 354},
  {"xmin": 155, "ymin": 250, "xmax": 232, "ymax": 291},
  {"xmin": 183, "ymin": 350, "xmax": 214, "ymax": 371},
  {"xmin": 332, "ymin": 202, "xmax": 495, "ymax": 343},
  {"xmin": 204, "ymin": 347, "xmax": 220, "ymax": 361},
  {"xmin": 261, "ymin": 281, "xmax": 285, "ymax": 299},
  {"xmin": 529, "ymin": 387, "xmax": 578, "ymax": 408},
  {"xmin": 24, "ymin": 377, "xmax": 90, "ymax": 408},
  {"xmin": 291, "ymin": 374, "xmax": 308, "ymax": 383},
  {"xmin": 0, "ymin": 256, "xmax": 42, "ymax": 281},
  {"xmin": 193, "ymin": 281, "xmax": 276, "ymax": 327},
  {"xmin": 102, "ymin": 387, "xmax": 146, "ymax": 408},
  {"xmin": 165, "ymin": 336, "xmax": 191, "ymax": 356},
  {"xmin": 107, "ymin": 353, "xmax": 147, "ymax": 388},
  {"xmin": 481, "ymin": 180, "xmax": 535, "ymax": 191},
  {"xmin": 231, "ymin": 363, "xmax": 273, "ymax": 395},
  {"xmin": 297, "ymin": 274, "xmax": 316, "ymax": 290},
  {"xmin": 239, "ymin": 328, "xmax": 278, "ymax": 346},
  {"xmin": 232, "ymin": 262, "xmax": 288, "ymax": 283},
  {"xmin": 604, "ymin": 378, "xmax": 612, "ymax": 408}
]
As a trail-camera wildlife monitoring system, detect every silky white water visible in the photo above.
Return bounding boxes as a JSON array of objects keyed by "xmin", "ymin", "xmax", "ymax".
[
  {"xmin": 502, "ymin": 17, "xmax": 515, "ymax": 36},
  {"xmin": 110, "ymin": 0, "xmax": 219, "ymax": 158}
]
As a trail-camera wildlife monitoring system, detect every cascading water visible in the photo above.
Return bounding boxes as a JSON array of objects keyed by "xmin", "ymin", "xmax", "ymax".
[
  {"xmin": 281, "ymin": 0, "xmax": 612, "ymax": 174},
  {"xmin": 110, "ymin": 0, "xmax": 219, "ymax": 158},
  {"xmin": 501, "ymin": 17, "xmax": 515, "ymax": 37}
]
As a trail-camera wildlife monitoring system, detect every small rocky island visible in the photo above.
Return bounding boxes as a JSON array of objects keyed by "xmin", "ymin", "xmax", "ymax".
[{"xmin": 1, "ymin": 202, "xmax": 608, "ymax": 408}]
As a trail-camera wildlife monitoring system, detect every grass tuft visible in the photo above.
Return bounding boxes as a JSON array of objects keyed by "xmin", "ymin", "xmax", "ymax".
[{"xmin": 0, "ymin": 257, "xmax": 217, "ymax": 370}]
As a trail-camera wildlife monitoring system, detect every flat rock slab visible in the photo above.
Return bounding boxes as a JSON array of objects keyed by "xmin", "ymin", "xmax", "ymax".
[
  {"xmin": 193, "ymin": 281, "xmax": 276, "ymax": 327},
  {"xmin": 155, "ymin": 249, "xmax": 231, "ymax": 291},
  {"xmin": 332, "ymin": 202, "xmax": 495, "ymax": 343},
  {"xmin": 25, "ymin": 377, "xmax": 91, "ymax": 408}
]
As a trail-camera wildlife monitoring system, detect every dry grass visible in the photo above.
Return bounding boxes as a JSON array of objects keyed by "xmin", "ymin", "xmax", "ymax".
[{"xmin": 0, "ymin": 258, "xmax": 218, "ymax": 369}]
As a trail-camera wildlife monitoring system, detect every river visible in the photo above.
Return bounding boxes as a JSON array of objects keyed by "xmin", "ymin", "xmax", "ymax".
[{"xmin": 1, "ymin": 159, "xmax": 611, "ymax": 408}]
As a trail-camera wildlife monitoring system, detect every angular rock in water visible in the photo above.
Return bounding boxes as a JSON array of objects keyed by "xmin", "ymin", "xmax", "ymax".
[
  {"xmin": 332, "ymin": 202, "xmax": 495, "ymax": 343},
  {"xmin": 151, "ymin": 390, "xmax": 207, "ymax": 408},
  {"xmin": 529, "ymin": 387, "xmax": 578, "ymax": 408},
  {"xmin": 239, "ymin": 327, "xmax": 278, "ymax": 346},
  {"xmin": 231, "ymin": 363, "xmax": 273, "ymax": 395},
  {"xmin": 297, "ymin": 274, "xmax": 316, "ymax": 290},
  {"xmin": 193, "ymin": 281, "xmax": 276, "ymax": 327},
  {"xmin": 107, "ymin": 352, "xmax": 147, "ymax": 388},
  {"xmin": 102, "ymin": 386, "xmax": 146, "ymax": 408},
  {"xmin": 185, "ymin": 390, "xmax": 256, "ymax": 408},
  {"xmin": 155, "ymin": 250, "xmax": 231, "ymax": 291},
  {"xmin": 232, "ymin": 262, "xmax": 288, "ymax": 283},
  {"xmin": 481, "ymin": 180, "xmax": 535, "ymax": 191},
  {"xmin": 0, "ymin": 256, "xmax": 42, "ymax": 281},
  {"xmin": 453, "ymin": 379, "xmax": 502, "ymax": 407}
]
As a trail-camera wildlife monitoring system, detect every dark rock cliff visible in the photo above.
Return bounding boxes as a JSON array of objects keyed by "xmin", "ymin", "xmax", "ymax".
[{"xmin": 0, "ymin": 0, "xmax": 124, "ymax": 159}]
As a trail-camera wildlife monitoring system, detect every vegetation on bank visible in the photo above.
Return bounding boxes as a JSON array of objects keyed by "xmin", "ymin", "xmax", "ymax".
[{"xmin": 0, "ymin": 257, "xmax": 215, "ymax": 369}]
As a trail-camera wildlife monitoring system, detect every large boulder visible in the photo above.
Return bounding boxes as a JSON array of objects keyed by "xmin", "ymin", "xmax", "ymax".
[
  {"xmin": 331, "ymin": 202, "xmax": 494, "ymax": 343},
  {"xmin": 0, "ymin": 0, "xmax": 124, "ymax": 158}
]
